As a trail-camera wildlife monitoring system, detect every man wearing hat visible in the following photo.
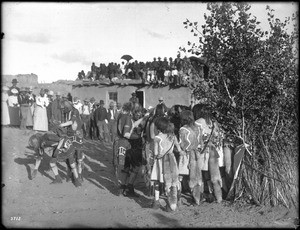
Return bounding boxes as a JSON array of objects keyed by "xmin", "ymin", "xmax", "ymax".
[
  {"xmin": 129, "ymin": 91, "xmax": 139, "ymax": 105},
  {"xmin": 18, "ymin": 87, "xmax": 32, "ymax": 130},
  {"xmin": 157, "ymin": 96, "xmax": 168, "ymax": 114},
  {"xmin": 9, "ymin": 78, "xmax": 20, "ymax": 96},
  {"xmin": 81, "ymin": 98, "xmax": 91, "ymax": 139},
  {"xmin": 89, "ymin": 97, "xmax": 98, "ymax": 140},
  {"xmin": 51, "ymin": 91, "xmax": 63, "ymax": 123},
  {"xmin": 94, "ymin": 100, "xmax": 109, "ymax": 142}
]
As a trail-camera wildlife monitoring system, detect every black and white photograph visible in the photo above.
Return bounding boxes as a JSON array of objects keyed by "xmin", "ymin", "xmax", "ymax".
[{"xmin": 1, "ymin": 2, "xmax": 299, "ymax": 228}]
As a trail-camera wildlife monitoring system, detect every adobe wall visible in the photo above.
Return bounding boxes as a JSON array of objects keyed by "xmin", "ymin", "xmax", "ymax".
[{"xmin": 71, "ymin": 84, "xmax": 192, "ymax": 108}]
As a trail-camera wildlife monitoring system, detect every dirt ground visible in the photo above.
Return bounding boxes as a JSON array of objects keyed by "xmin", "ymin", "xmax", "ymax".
[{"xmin": 1, "ymin": 127, "xmax": 299, "ymax": 228}]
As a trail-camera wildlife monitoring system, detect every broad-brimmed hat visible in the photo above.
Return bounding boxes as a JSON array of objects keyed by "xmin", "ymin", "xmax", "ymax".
[
  {"xmin": 158, "ymin": 96, "xmax": 163, "ymax": 101},
  {"xmin": 56, "ymin": 91, "xmax": 61, "ymax": 96},
  {"xmin": 90, "ymin": 97, "xmax": 96, "ymax": 102},
  {"xmin": 84, "ymin": 98, "xmax": 89, "ymax": 102},
  {"xmin": 2, "ymin": 86, "xmax": 9, "ymax": 91},
  {"xmin": 48, "ymin": 90, "xmax": 54, "ymax": 96},
  {"xmin": 28, "ymin": 86, "xmax": 33, "ymax": 91},
  {"xmin": 99, "ymin": 100, "xmax": 104, "ymax": 105},
  {"xmin": 12, "ymin": 78, "xmax": 18, "ymax": 83}
]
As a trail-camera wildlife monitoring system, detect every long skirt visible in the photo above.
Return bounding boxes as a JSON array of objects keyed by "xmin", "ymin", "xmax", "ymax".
[
  {"xmin": 33, "ymin": 106, "xmax": 48, "ymax": 132},
  {"xmin": 151, "ymin": 153, "xmax": 179, "ymax": 188},
  {"xmin": 26, "ymin": 106, "xmax": 33, "ymax": 126},
  {"xmin": 8, "ymin": 106, "xmax": 20, "ymax": 126},
  {"xmin": 2, "ymin": 101, "xmax": 10, "ymax": 125}
]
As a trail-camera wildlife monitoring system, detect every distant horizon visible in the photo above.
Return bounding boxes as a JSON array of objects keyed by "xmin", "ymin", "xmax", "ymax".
[{"xmin": 2, "ymin": 2, "xmax": 298, "ymax": 83}]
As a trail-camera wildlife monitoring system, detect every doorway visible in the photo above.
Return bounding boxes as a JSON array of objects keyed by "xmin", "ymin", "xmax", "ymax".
[{"xmin": 136, "ymin": 90, "xmax": 144, "ymax": 108}]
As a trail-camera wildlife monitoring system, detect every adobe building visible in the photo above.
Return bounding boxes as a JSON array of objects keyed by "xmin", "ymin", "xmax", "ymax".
[{"xmin": 71, "ymin": 79, "xmax": 193, "ymax": 108}]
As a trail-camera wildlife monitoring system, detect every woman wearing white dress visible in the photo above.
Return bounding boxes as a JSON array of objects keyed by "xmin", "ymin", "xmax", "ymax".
[
  {"xmin": 2, "ymin": 86, "xmax": 10, "ymax": 126},
  {"xmin": 8, "ymin": 88, "xmax": 20, "ymax": 127},
  {"xmin": 33, "ymin": 89, "xmax": 49, "ymax": 132}
]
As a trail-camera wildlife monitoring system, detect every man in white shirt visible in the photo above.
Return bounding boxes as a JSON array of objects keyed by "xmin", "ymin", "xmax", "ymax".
[
  {"xmin": 73, "ymin": 97, "xmax": 83, "ymax": 115},
  {"xmin": 81, "ymin": 98, "xmax": 91, "ymax": 139}
]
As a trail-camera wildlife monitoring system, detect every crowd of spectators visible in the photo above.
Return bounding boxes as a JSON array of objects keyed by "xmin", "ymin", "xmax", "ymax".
[{"xmin": 76, "ymin": 54, "xmax": 207, "ymax": 87}]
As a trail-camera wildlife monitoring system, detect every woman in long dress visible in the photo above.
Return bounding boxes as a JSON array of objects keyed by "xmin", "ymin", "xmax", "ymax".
[
  {"xmin": 8, "ymin": 88, "xmax": 21, "ymax": 127},
  {"xmin": 2, "ymin": 86, "xmax": 10, "ymax": 126},
  {"xmin": 33, "ymin": 89, "xmax": 49, "ymax": 132}
]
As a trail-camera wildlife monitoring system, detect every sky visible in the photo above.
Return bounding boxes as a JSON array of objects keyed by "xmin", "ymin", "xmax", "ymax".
[{"xmin": 2, "ymin": 2, "xmax": 298, "ymax": 83}]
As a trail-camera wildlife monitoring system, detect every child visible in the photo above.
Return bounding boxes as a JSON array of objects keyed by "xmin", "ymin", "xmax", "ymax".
[{"xmin": 150, "ymin": 117, "xmax": 184, "ymax": 211}]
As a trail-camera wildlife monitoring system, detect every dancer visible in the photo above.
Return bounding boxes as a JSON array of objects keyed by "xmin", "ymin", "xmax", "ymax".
[
  {"xmin": 150, "ymin": 117, "xmax": 184, "ymax": 211},
  {"xmin": 178, "ymin": 110, "xmax": 204, "ymax": 206}
]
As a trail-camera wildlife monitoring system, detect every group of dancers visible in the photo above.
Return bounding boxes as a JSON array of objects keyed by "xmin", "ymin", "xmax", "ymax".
[
  {"xmin": 113, "ymin": 101, "xmax": 233, "ymax": 212},
  {"xmin": 27, "ymin": 97, "xmax": 233, "ymax": 212}
]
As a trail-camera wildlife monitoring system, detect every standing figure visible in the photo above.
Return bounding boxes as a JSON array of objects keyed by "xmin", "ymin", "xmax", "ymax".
[
  {"xmin": 107, "ymin": 101, "xmax": 117, "ymax": 143},
  {"xmin": 28, "ymin": 86, "xmax": 36, "ymax": 120},
  {"xmin": 194, "ymin": 104, "xmax": 223, "ymax": 203},
  {"xmin": 81, "ymin": 98, "xmax": 91, "ymax": 139},
  {"xmin": 89, "ymin": 97, "xmax": 98, "ymax": 140},
  {"xmin": 58, "ymin": 100, "xmax": 85, "ymax": 184},
  {"xmin": 178, "ymin": 110, "xmax": 204, "ymax": 206},
  {"xmin": 8, "ymin": 88, "xmax": 20, "ymax": 127},
  {"xmin": 18, "ymin": 87, "xmax": 31, "ymax": 130},
  {"xmin": 9, "ymin": 78, "xmax": 20, "ymax": 96},
  {"xmin": 25, "ymin": 87, "xmax": 34, "ymax": 129},
  {"xmin": 150, "ymin": 117, "xmax": 184, "ymax": 211},
  {"xmin": 51, "ymin": 92, "xmax": 63, "ymax": 123},
  {"xmin": 46, "ymin": 91, "xmax": 54, "ymax": 123},
  {"xmin": 73, "ymin": 97, "xmax": 83, "ymax": 115},
  {"xmin": 2, "ymin": 86, "xmax": 10, "ymax": 126},
  {"xmin": 114, "ymin": 102, "xmax": 146, "ymax": 197},
  {"xmin": 94, "ymin": 100, "xmax": 109, "ymax": 142},
  {"xmin": 129, "ymin": 92, "xmax": 140, "ymax": 105},
  {"xmin": 33, "ymin": 89, "xmax": 49, "ymax": 132}
]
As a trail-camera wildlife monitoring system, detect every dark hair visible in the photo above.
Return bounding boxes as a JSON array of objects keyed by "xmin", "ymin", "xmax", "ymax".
[
  {"xmin": 154, "ymin": 117, "xmax": 169, "ymax": 133},
  {"xmin": 180, "ymin": 110, "xmax": 195, "ymax": 127},
  {"xmin": 192, "ymin": 103, "xmax": 213, "ymax": 123},
  {"xmin": 122, "ymin": 102, "xmax": 132, "ymax": 113}
]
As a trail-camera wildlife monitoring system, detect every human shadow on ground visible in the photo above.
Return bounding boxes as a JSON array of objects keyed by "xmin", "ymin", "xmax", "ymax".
[
  {"xmin": 152, "ymin": 212, "xmax": 183, "ymax": 228},
  {"xmin": 14, "ymin": 147, "xmax": 68, "ymax": 182},
  {"xmin": 81, "ymin": 139, "xmax": 153, "ymax": 207}
]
